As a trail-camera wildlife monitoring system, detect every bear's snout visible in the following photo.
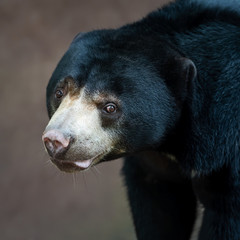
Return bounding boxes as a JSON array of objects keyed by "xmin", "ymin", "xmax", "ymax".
[{"xmin": 42, "ymin": 129, "xmax": 71, "ymax": 159}]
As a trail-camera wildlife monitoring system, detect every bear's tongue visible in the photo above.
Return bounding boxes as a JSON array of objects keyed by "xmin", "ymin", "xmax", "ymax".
[
  {"xmin": 52, "ymin": 158, "xmax": 93, "ymax": 172},
  {"xmin": 52, "ymin": 152, "xmax": 105, "ymax": 172},
  {"xmin": 73, "ymin": 159, "xmax": 92, "ymax": 169}
]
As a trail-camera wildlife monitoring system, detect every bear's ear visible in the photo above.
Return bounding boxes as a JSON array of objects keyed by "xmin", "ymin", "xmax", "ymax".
[
  {"xmin": 164, "ymin": 57, "xmax": 197, "ymax": 103},
  {"xmin": 178, "ymin": 57, "xmax": 197, "ymax": 84}
]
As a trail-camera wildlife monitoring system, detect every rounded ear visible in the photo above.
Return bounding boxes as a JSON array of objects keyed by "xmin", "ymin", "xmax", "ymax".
[
  {"xmin": 163, "ymin": 57, "xmax": 197, "ymax": 104},
  {"xmin": 179, "ymin": 57, "xmax": 197, "ymax": 83}
]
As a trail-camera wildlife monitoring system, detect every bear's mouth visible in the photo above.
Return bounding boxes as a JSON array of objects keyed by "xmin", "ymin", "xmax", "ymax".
[{"xmin": 51, "ymin": 152, "xmax": 106, "ymax": 173}]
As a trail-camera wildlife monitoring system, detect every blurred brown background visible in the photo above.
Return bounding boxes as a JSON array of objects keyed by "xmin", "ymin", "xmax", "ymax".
[{"xmin": 0, "ymin": 0, "xmax": 170, "ymax": 239}]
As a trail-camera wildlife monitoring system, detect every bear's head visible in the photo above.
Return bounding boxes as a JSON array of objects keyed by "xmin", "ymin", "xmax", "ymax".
[{"xmin": 42, "ymin": 30, "xmax": 196, "ymax": 172}]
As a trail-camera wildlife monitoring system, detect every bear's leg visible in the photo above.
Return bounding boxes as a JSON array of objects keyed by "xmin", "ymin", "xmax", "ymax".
[
  {"xmin": 193, "ymin": 167, "xmax": 240, "ymax": 240},
  {"xmin": 122, "ymin": 154, "xmax": 196, "ymax": 240}
]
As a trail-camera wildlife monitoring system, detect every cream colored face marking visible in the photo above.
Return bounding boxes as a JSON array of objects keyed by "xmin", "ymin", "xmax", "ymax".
[{"xmin": 44, "ymin": 88, "xmax": 117, "ymax": 162}]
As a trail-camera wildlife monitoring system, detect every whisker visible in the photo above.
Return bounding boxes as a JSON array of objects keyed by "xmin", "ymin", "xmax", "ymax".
[
  {"xmin": 44, "ymin": 159, "xmax": 52, "ymax": 166},
  {"xmin": 91, "ymin": 167, "xmax": 99, "ymax": 180},
  {"xmin": 93, "ymin": 165, "xmax": 102, "ymax": 175},
  {"xmin": 72, "ymin": 172, "xmax": 77, "ymax": 191},
  {"xmin": 82, "ymin": 171, "xmax": 88, "ymax": 189}
]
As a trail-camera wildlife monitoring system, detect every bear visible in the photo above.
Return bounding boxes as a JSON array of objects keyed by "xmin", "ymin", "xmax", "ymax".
[{"xmin": 42, "ymin": 0, "xmax": 240, "ymax": 239}]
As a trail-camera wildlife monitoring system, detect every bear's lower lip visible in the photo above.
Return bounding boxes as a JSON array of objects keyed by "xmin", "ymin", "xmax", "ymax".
[
  {"xmin": 51, "ymin": 153, "xmax": 105, "ymax": 172},
  {"xmin": 52, "ymin": 159, "xmax": 92, "ymax": 172}
]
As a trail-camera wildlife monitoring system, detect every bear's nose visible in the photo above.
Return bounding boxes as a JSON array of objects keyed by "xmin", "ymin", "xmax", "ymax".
[{"xmin": 42, "ymin": 129, "xmax": 71, "ymax": 158}]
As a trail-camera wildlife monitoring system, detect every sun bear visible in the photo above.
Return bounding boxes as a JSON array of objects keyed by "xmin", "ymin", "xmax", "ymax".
[{"xmin": 42, "ymin": 0, "xmax": 240, "ymax": 239}]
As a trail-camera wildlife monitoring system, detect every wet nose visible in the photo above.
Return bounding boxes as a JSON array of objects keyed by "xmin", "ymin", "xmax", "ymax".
[{"xmin": 42, "ymin": 129, "xmax": 70, "ymax": 158}]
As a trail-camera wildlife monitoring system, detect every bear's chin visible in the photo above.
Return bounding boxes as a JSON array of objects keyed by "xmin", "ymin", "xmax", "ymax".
[{"xmin": 50, "ymin": 152, "xmax": 106, "ymax": 172}]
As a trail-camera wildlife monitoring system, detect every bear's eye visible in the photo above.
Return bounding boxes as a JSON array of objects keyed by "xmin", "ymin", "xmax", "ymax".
[
  {"xmin": 103, "ymin": 103, "xmax": 117, "ymax": 114},
  {"xmin": 55, "ymin": 89, "xmax": 64, "ymax": 99}
]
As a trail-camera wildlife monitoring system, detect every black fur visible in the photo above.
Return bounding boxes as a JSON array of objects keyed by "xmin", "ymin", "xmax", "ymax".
[{"xmin": 46, "ymin": 0, "xmax": 240, "ymax": 239}]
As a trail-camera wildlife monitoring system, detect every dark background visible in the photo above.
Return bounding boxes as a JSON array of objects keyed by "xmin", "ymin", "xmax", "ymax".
[{"xmin": 1, "ymin": 0, "xmax": 170, "ymax": 239}]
